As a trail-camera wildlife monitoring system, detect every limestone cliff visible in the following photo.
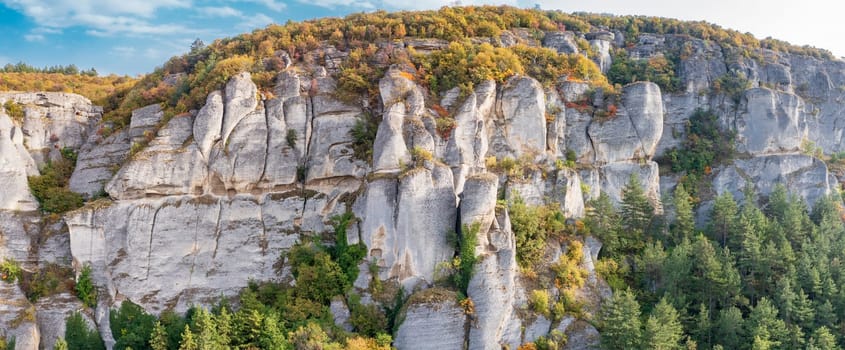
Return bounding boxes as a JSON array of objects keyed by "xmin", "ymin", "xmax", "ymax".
[{"xmin": 1, "ymin": 12, "xmax": 845, "ymax": 350}]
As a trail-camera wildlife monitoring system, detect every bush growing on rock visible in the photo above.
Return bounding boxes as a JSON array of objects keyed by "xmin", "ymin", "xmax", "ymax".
[
  {"xmin": 76, "ymin": 264, "xmax": 97, "ymax": 308},
  {"xmin": 19, "ymin": 263, "xmax": 75, "ymax": 302},
  {"xmin": 0, "ymin": 258, "xmax": 21, "ymax": 283},
  {"xmin": 110, "ymin": 301, "xmax": 157, "ymax": 350},
  {"xmin": 28, "ymin": 148, "xmax": 84, "ymax": 214},
  {"xmin": 64, "ymin": 312, "xmax": 105, "ymax": 350},
  {"xmin": 2, "ymin": 100, "xmax": 24, "ymax": 123},
  {"xmin": 509, "ymin": 194, "xmax": 566, "ymax": 269}
]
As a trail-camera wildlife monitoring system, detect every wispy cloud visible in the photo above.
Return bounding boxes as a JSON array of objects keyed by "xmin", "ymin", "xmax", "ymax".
[
  {"xmin": 237, "ymin": 13, "xmax": 274, "ymax": 30},
  {"xmin": 237, "ymin": 0, "xmax": 286, "ymax": 12},
  {"xmin": 197, "ymin": 6, "xmax": 242, "ymax": 18},
  {"xmin": 24, "ymin": 33, "xmax": 45, "ymax": 41},
  {"xmin": 299, "ymin": 0, "xmax": 375, "ymax": 9},
  {"xmin": 0, "ymin": 0, "xmax": 196, "ymax": 37},
  {"xmin": 111, "ymin": 46, "xmax": 137, "ymax": 57}
]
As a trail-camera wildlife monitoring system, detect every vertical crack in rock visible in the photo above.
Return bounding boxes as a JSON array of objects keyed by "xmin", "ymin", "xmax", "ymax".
[
  {"xmin": 305, "ymin": 94, "xmax": 316, "ymax": 162},
  {"xmin": 259, "ymin": 104, "xmax": 271, "ymax": 187},
  {"xmin": 211, "ymin": 200, "xmax": 224, "ymax": 259},
  {"xmin": 259, "ymin": 200, "xmax": 268, "ymax": 255},
  {"xmin": 145, "ymin": 205, "xmax": 162, "ymax": 280},
  {"xmin": 187, "ymin": 203, "xmax": 201, "ymax": 289},
  {"xmin": 626, "ymin": 110, "xmax": 648, "ymax": 157},
  {"xmin": 585, "ymin": 120, "xmax": 598, "ymax": 164}
]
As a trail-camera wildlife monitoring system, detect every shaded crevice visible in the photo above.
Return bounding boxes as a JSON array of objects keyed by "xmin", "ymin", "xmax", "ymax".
[
  {"xmin": 585, "ymin": 120, "xmax": 598, "ymax": 164},
  {"xmin": 211, "ymin": 200, "xmax": 224, "ymax": 259},
  {"xmin": 259, "ymin": 104, "xmax": 271, "ymax": 186},
  {"xmin": 626, "ymin": 110, "xmax": 648, "ymax": 157},
  {"xmin": 145, "ymin": 205, "xmax": 162, "ymax": 280},
  {"xmin": 186, "ymin": 203, "xmax": 202, "ymax": 288},
  {"xmin": 259, "ymin": 201, "xmax": 268, "ymax": 255}
]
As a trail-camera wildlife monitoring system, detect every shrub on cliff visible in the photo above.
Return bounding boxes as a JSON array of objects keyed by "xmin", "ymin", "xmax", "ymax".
[
  {"xmin": 76, "ymin": 264, "xmax": 97, "ymax": 308},
  {"xmin": 28, "ymin": 148, "xmax": 84, "ymax": 214}
]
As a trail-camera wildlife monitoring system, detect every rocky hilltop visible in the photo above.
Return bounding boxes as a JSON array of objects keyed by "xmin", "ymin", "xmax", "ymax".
[{"xmin": 1, "ymin": 7, "xmax": 844, "ymax": 350}]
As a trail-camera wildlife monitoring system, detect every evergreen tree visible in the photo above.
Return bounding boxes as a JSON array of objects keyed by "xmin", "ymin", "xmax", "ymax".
[
  {"xmin": 587, "ymin": 193, "xmax": 622, "ymax": 257},
  {"xmin": 642, "ymin": 297, "xmax": 684, "ymax": 350},
  {"xmin": 670, "ymin": 184, "xmax": 695, "ymax": 244},
  {"xmin": 599, "ymin": 289, "xmax": 642, "ymax": 350},
  {"xmin": 54, "ymin": 338, "xmax": 69, "ymax": 350},
  {"xmin": 111, "ymin": 301, "xmax": 156, "ymax": 350},
  {"xmin": 65, "ymin": 312, "xmax": 105, "ymax": 350},
  {"xmin": 193, "ymin": 308, "xmax": 226, "ymax": 349},
  {"xmin": 620, "ymin": 174, "xmax": 654, "ymax": 254},
  {"xmin": 259, "ymin": 313, "xmax": 288, "ymax": 349},
  {"xmin": 747, "ymin": 298, "xmax": 788, "ymax": 349},
  {"xmin": 714, "ymin": 306, "xmax": 744, "ymax": 350},
  {"xmin": 807, "ymin": 327, "xmax": 838, "ymax": 350},
  {"xmin": 710, "ymin": 191, "xmax": 738, "ymax": 248},
  {"xmin": 149, "ymin": 322, "xmax": 168, "ymax": 350},
  {"xmin": 692, "ymin": 303, "xmax": 711, "ymax": 349},
  {"xmin": 178, "ymin": 325, "xmax": 197, "ymax": 350}
]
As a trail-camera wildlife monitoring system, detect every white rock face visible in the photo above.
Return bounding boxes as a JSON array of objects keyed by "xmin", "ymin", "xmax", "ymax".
[
  {"xmin": 0, "ymin": 282, "xmax": 39, "ymax": 350},
  {"xmin": 69, "ymin": 130, "xmax": 131, "ymax": 197},
  {"xmin": 580, "ymin": 161, "xmax": 661, "ymax": 205},
  {"xmin": 445, "ymin": 81, "xmax": 497, "ymax": 194},
  {"xmin": 0, "ymin": 113, "xmax": 39, "ymax": 211},
  {"xmin": 128, "ymin": 104, "xmax": 162, "ymax": 143},
  {"xmin": 493, "ymin": 76, "xmax": 547, "ymax": 158},
  {"xmin": 193, "ymin": 91, "xmax": 224, "ymax": 160},
  {"xmin": 736, "ymin": 88, "xmax": 805, "ymax": 155},
  {"xmin": 66, "ymin": 193, "xmax": 319, "ymax": 314},
  {"xmin": 589, "ymin": 82, "xmax": 664, "ymax": 164},
  {"xmin": 713, "ymin": 154, "xmax": 833, "ymax": 208},
  {"xmin": 0, "ymin": 92, "xmax": 99, "ymax": 165},
  {"xmin": 106, "ymin": 115, "xmax": 207, "ymax": 199},
  {"xmin": 34, "ymin": 293, "xmax": 88, "ymax": 350},
  {"xmin": 372, "ymin": 68, "xmax": 425, "ymax": 173},
  {"xmin": 306, "ymin": 76, "xmax": 368, "ymax": 184},
  {"xmin": 467, "ymin": 210, "xmax": 520, "ymax": 350},
  {"xmin": 357, "ymin": 166, "xmax": 456, "ymax": 289},
  {"xmin": 589, "ymin": 38, "xmax": 613, "ymax": 73},
  {"xmin": 394, "ymin": 290, "xmax": 466, "ymax": 350},
  {"xmin": 222, "ymin": 72, "xmax": 258, "ymax": 144}
]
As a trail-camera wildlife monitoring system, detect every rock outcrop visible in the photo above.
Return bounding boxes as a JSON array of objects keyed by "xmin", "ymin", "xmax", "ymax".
[
  {"xmin": 5, "ymin": 17, "xmax": 845, "ymax": 350},
  {"xmin": 394, "ymin": 289, "xmax": 466, "ymax": 350}
]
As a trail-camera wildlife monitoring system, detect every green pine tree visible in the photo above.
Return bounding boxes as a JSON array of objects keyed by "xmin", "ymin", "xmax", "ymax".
[
  {"xmin": 178, "ymin": 325, "xmax": 197, "ymax": 350},
  {"xmin": 620, "ymin": 173, "xmax": 654, "ymax": 254},
  {"xmin": 709, "ymin": 191, "xmax": 738, "ymax": 248},
  {"xmin": 149, "ymin": 322, "xmax": 168, "ymax": 350},
  {"xmin": 670, "ymin": 183, "xmax": 695, "ymax": 243},
  {"xmin": 599, "ymin": 288, "xmax": 642, "ymax": 350},
  {"xmin": 259, "ymin": 313, "xmax": 288, "ymax": 349},
  {"xmin": 807, "ymin": 326, "xmax": 838, "ymax": 350},
  {"xmin": 714, "ymin": 306, "xmax": 744, "ymax": 350},
  {"xmin": 642, "ymin": 297, "xmax": 684, "ymax": 350}
]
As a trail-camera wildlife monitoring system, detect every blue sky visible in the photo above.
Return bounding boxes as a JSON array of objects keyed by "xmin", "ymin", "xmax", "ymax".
[{"xmin": 0, "ymin": 0, "xmax": 843, "ymax": 76}]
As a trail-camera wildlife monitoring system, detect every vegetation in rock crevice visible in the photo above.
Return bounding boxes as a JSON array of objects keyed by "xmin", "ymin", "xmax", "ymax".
[
  {"xmin": 28, "ymin": 148, "xmax": 84, "ymax": 215},
  {"xmin": 663, "ymin": 108, "xmax": 736, "ymax": 198}
]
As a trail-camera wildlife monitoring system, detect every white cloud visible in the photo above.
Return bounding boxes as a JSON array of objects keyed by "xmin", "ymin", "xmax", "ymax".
[
  {"xmin": 0, "ymin": 0, "xmax": 194, "ymax": 36},
  {"xmin": 24, "ymin": 33, "xmax": 44, "ymax": 41},
  {"xmin": 111, "ymin": 46, "xmax": 137, "ymax": 57},
  {"xmin": 197, "ymin": 6, "xmax": 242, "ymax": 18},
  {"xmin": 237, "ymin": 13, "xmax": 275, "ymax": 30},
  {"xmin": 237, "ymin": 0, "xmax": 286, "ymax": 12},
  {"xmin": 300, "ymin": 0, "xmax": 375, "ymax": 9}
]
